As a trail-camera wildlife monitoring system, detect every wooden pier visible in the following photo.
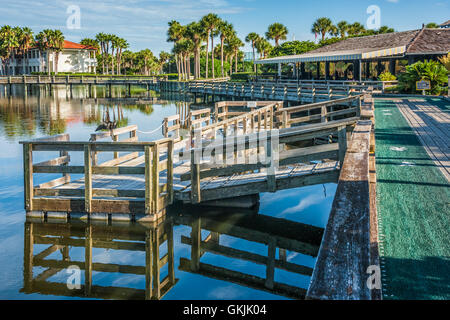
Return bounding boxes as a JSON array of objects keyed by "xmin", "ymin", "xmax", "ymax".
[
  {"xmin": 160, "ymin": 79, "xmax": 382, "ymax": 103},
  {"xmin": 21, "ymin": 95, "xmax": 363, "ymax": 222},
  {"xmin": 0, "ymin": 75, "xmax": 161, "ymax": 97}
]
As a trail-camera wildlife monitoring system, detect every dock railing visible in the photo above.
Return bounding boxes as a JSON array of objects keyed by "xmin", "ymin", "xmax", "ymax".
[
  {"xmin": 90, "ymin": 125, "xmax": 138, "ymax": 166},
  {"xmin": 20, "ymin": 136, "xmax": 174, "ymax": 216},
  {"xmin": 185, "ymin": 118, "xmax": 357, "ymax": 203},
  {"xmin": 0, "ymin": 75, "xmax": 162, "ymax": 85},
  {"xmin": 276, "ymin": 95, "xmax": 363, "ymax": 128}
]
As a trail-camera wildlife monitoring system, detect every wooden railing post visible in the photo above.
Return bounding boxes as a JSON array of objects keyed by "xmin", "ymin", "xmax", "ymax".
[
  {"xmin": 84, "ymin": 144, "xmax": 92, "ymax": 213},
  {"xmin": 167, "ymin": 140, "xmax": 174, "ymax": 204},
  {"xmin": 145, "ymin": 146, "xmax": 152, "ymax": 215},
  {"xmin": 190, "ymin": 142, "xmax": 201, "ymax": 204},
  {"xmin": 152, "ymin": 143, "xmax": 160, "ymax": 214},
  {"xmin": 338, "ymin": 126, "xmax": 348, "ymax": 167},
  {"xmin": 266, "ymin": 136, "xmax": 276, "ymax": 192},
  {"xmin": 23, "ymin": 143, "xmax": 33, "ymax": 212},
  {"xmin": 321, "ymin": 105, "xmax": 328, "ymax": 123}
]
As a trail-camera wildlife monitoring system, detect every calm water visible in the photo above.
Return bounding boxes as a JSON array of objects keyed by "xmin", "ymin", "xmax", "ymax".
[{"xmin": 0, "ymin": 84, "xmax": 336, "ymax": 300}]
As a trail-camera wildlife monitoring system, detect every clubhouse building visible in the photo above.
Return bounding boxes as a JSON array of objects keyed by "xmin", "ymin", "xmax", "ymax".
[{"xmin": 256, "ymin": 25, "xmax": 450, "ymax": 81}]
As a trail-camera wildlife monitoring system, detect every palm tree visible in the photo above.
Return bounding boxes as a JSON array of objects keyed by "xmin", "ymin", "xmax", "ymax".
[
  {"xmin": 266, "ymin": 23, "xmax": 288, "ymax": 46},
  {"xmin": 167, "ymin": 20, "xmax": 185, "ymax": 80},
  {"xmin": 336, "ymin": 21, "xmax": 349, "ymax": 38},
  {"xmin": 200, "ymin": 13, "xmax": 221, "ymax": 79},
  {"xmin": 115, "ymin": 37, "xmax": 128, "ymax": 75},
  {"xmin": 378, "ymin": 26, "xmax": 395, "ymax": 34},
  {"xmin": 185, "ymin": 22, "xmax": 204, "ymax": 79},
  {"xmin": 0, "ymin": 25, "xmax": 19, "ymax": 75},
  {"xmin": 138, "ymin": 49, "xmax": 154, "ymax": 76},
  {"xmin": 228, "ymin": 36, "xmax": 244, "ymax": 73},
  {"xmin": 158, "ymin": 51, "xmax": 171, "ymax": 74},
  {"xmin": 255, "ymin": 38, "xmax": 272, "ymax": 59},
  {"xmin": 311, "ymin": 17, "xmax": 334, "ymax": 41},
  {"xmin": 348, "ymin": 22, "xmax": 366, "ymax": 36},
  {"xmin": 95, "ymin": 33, "xmax": 108, "ymax": 74},
  {"xmin": 18, "ymin": 27, "xmax": 34, "ymax": 74},
  {"xmin": 218, "ymin": 21, "xmax": 234, "ymax": 78},
  {"xmin": 51, "ymin": 30, "xmax": 65, "ymax": 75},
  {"xmin": 245, "ymin": 32, "xmax": 260, "ymax": 72},
  {"xmin": 36, "ymin": 29, "xmax": 53, "ymax": 75}
]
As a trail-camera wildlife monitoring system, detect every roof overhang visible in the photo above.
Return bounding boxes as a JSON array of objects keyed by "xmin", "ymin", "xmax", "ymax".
[{"xmin": 255, "ymin": 46, "xmax": 407, "ymax": 64}]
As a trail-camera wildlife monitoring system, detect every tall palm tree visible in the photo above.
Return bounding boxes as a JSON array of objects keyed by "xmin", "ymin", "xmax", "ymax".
[
  {"xmin": 158, "ymin": 51, "xmax": 171, "ymax": 74},
  {"xmin": 138, "ymin": 49, "xmax": 154, "ymax": 76},
  {"xmin": 311, "ymin": 17, "xmax": 334, "ymax": 41},
  {"xmin": 36, "ymin": 29, "xmax": 53, "ymax": 75},
  {"xmin": 245, "ymin": 32, "xmax": 260, "ymax": 72},
  {"xmin": 265, "ymin": 23, "xmax": 288, "ymax": 46},
  {"xmin": 0, "ymin": 26, "xmax": 19, "ymax": 75},
  {"xmin": 200, "ymin": 13, "xmax": 221, "ymax": 79},
  {"xmin": 115, "ymin": 37, "xmax": 128, "ymax": 75},
  {"xmin": 218, "ymin": 21, "xmax": 234, "ymax": 78},
  {"xmin": 228, "ymin": 36, "xmax": 244, "ymax": 73},
  {"xmin": 95, "ymin": 33, "xmax": 108, "ymax": 74},
  {"xmin": 255, "ymin": 37, "xmax": 272, "ymax": 59},
  {"xmin": 51, "ymin": 30, "xmax": 65, "ymax": 75},
  {"xmin": 185, "ymin": 22, "xmax": 204, "ymax": 79},
  {"xmin": 167, "ymin": 20, "xmax": 185, "ymax": 80},
  {"xmin": 336, "ymin": 21, "xmax": 349, "ymax": 38},
  {"xmin": 18, "ymin": 27, "xmax": 34, "ymax": 74}
]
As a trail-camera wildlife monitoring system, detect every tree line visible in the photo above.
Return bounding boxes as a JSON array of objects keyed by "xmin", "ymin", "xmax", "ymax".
[{"xmin": 0, "ymin": 26, "xmax": 165, "ymax": 76}]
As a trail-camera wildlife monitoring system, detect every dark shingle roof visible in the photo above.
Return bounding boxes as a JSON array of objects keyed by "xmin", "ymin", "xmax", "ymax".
[
  {"xmin": 307, "ymin": 29, "xmax": 450, "ymax": 55},
  {"xmin": 408, "ymin": 28, "xmax": 450, "ymax": 53},
  {"xmin": 309, "ymin": 30, "xmax": 420, "ymax": 54},
  {"xmin": 440, "ymin": 20, "xmax": 450, "ymax": 27}
]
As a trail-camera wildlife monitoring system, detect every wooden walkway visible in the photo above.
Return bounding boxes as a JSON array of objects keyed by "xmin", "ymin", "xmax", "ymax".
[
  {"xmin": 21, "ymin": 95, "xmax": 363, "ymax": 222},
  {"xmin": 394, "ymin": 98, "xmax": 450, "ymax": 181},
  {"xmin": 158, "ymin": 79, "xmax": 382, "ymax": 103}
]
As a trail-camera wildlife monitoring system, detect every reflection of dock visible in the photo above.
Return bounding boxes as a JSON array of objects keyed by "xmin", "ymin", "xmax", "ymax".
[
  {"xmin": 176, "ymin": 213, "xmax": 323, "ymax": 299},
  {"xmin": 21, "ymin": 219, "xmax": 177, "ymax": 300}
]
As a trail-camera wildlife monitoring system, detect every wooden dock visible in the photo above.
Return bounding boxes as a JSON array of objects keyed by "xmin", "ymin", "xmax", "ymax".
[
  {"xmin": 0, "ymin": 75, "xmax": 161, "ymax": 97},
  {"xmin": 21, "ymin": 95, "xmax": 363, "ymax": 222},
  {"xmin": 162, "ymin": 79, "xmax": 375, "ymax": 103}
]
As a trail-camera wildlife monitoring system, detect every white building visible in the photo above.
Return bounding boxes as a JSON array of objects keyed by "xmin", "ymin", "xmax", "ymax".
[{"xmin": 3, "ymin": 40, "xmax": 97, "ymax": 75}]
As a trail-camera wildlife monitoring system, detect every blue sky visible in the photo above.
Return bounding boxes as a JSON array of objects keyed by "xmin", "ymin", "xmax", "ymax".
[{"xmin": 1, "ymin": 0, "xmax": 449, "ymax": 54}]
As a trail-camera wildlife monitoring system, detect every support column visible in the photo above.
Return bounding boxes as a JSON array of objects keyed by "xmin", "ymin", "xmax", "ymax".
[
  {"xmin": 277, "ymin": 63, "xmax": 281, "ymax": 77},
  {"xmin": 389, "ymin": 60, "xmax": 396, "ymax": 76},
  {"xmin": 365, "ymin": 62, "xmax": 370, "ymax": 80},
  {"xmin": 325, "ymin": 62, "xmax": 330, "ymax": 81}
]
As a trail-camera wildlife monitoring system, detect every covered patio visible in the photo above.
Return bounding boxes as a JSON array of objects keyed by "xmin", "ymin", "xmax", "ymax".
[{"xmin": 255, "ymin": 28, "xmax": 450, "ymax": 81}]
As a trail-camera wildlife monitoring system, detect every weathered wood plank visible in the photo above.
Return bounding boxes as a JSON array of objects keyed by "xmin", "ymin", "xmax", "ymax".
[{"xmin": 307, "ymin": 120, "xmax": 371, "ymax": 300}]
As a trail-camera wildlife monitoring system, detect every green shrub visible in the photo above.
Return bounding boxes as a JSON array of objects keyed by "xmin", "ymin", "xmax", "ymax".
[
  {"xmin": 397, "ymin": 60, "xmax": 448, "ymax": 95},
  {"xmin": 378, "ymin": 71, "xmax": 397, "ymax": 81}
]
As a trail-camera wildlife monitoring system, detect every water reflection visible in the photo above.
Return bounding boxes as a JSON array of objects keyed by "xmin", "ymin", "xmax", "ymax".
[
  {"xmin": 22, "ymin": 218, "xmax": 177, "ymax": 300},
  {"xmin": 22, "ymin": 206, "xmax": 323, "ymax": 300},
  {"xmin": 0, "ymin": 85, "xmax": 195, "ymax": 142}
]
